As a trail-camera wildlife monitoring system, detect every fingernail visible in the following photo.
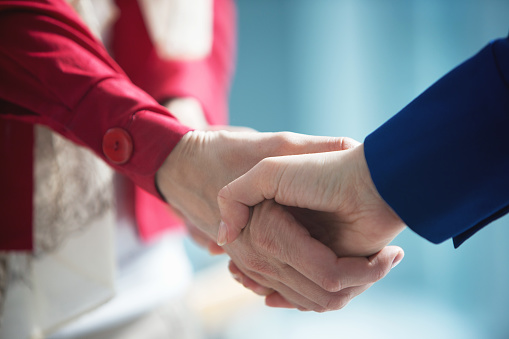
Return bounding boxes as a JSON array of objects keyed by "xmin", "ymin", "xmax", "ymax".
[
  {"xmin": 217, "ymin": 220, "xmax": 227, "ymax": 246},
  {"xmin": 391, "ymin": 253, "xmax": 403, "ymax": 269}
]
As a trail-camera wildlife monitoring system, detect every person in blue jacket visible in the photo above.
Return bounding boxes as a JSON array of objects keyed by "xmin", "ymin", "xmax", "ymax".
[{"xmin": 215, "ymin": 34, "xmax": 509, "ymax": 310}]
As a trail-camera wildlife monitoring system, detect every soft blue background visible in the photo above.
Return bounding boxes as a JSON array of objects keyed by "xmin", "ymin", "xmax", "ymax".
[{"xmin": 193, "ymin": 1, "xmax": 509, "ymax": 338}]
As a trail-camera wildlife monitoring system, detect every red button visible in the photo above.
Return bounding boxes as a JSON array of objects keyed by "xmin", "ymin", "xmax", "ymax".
[{"xmin": 102, "ymin": 127, "xmax": 133, "ymax": 165}]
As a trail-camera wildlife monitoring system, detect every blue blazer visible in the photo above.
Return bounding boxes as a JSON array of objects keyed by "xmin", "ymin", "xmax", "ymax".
[{"xmin": 364, "ymin": 35, "xmax": 509, "ymax": 247}]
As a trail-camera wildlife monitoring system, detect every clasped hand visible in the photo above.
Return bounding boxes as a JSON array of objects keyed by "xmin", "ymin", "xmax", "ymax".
[
  {"xmin": 157, "ymin": 130, "xmax": 405, "ymax": 312},
  {"xmin": 217, "ymin": 143, "xmax": 406, "ymax": 311}
]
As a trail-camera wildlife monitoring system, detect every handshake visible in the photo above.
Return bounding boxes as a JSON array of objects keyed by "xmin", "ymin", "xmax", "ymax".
[{"xmin": 156, "ymin": 129, "xmax": 406, "ymax": 312}]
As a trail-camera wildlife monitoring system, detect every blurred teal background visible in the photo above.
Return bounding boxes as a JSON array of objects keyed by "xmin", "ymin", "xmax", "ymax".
[{"xmin": 192, "ymin": 1, "xmax": 509, "ymax": 338}]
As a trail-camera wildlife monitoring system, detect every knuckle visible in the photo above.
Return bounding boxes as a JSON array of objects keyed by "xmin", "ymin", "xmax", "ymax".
[
  {"xmin": 256, "ymin": 159, "xmax": 281, "ymax": 195},
  {"xmin": 326, "ymin": 293, "xmax": 351, "ymax": 311},
  {"xmin": 341, "ymin": 136, "xmax": 361, "ymax": 149},
  {"xmin": 272, "ymin": 132, "xmax": 296, "ymax": 152},
  {"xmin": 327, "ymin": 136, "xmax": 359, "ymax": 151},
  {"xmin": 250, "ymin": 208, "xmax": 283, "ymax": 256},
  {"xmin": 313, "ymin": 305, "xmax": 328, "ymax": 313},
  {"xmin": 371, "ymin": 263, "xmax": 389, "ymax": 283},
  {"xmin": 327, "ymin": 136, "xmax": 345, "ymax": 152},
  {"xmin": 243, "ymin": 255, "xmax": 276, "ymax": 277},
  {"xmin": 216, "ymin": 184, "xmax": 231, "ymax": 202},
  {"xmin": 367, "ymin": 255, "xmax": 390, "ymax": 283},
  {"xmin": 251, "ymin": 226, "xmax": 275, "ymax": 253},
  {"xmin": 258, "ymin": 157, "xmax": 281, "ymax": 175},
  {"xmin": 242, "ymin": 254, "xmax": 263, "ymax": 270},
  {"xmin": 321, "ymin": 273, "xmax": 343, "ymax": 293}
]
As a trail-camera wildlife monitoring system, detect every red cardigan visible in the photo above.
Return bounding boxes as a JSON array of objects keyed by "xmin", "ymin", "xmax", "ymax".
[{"xmin": 0, "ymin": 0, "xmax": 236, "ymax": 250}]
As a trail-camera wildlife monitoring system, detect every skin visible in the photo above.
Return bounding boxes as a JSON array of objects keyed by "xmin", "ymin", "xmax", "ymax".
[
  {"xmin": 162, "ymin": 97, "xmax": 262, "ymax": 254},
  {"xmin": 223, "ymin": 199, "xmax": 404, "ymax": 311},
  {"xmin": 156, "ymin": 129, "xmax": 403, "ymax": 311},
  {"xmin": 156, "ymin": 130, "xmax": 356, "ymax": 240},
  {"xmin": 217, "ymin": 143, "xmax": 407, "ymax": 310}
]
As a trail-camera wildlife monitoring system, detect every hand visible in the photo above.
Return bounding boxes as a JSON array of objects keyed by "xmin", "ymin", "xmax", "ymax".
[
  {"xmin": 222, "ymin": 199, "xmax": 404, "ymax": 311},
  {"xmin": 185, "ymin": 222, "xmax": 225, "ymax": 255},
  {"xmin": 156, "ymin": 130, "xmax": 356, "ymax": 239},
  {"xmin": 216, "ymin": 143, "xmax": 406, "ymax": 310},
  {"xmin": 217, "ymin": 143, "xmax": 406, "ymax": 256},
  {"xmin": 176, "ymin": 125, "xmax": 255, "ymax": 255},
  {"xmin": 156, "ymin": 131, "xmax": 368, "ymax": 310},
  {"xmin": 161, "ymin": 97, "xmax": 252, "ymax": 253}
]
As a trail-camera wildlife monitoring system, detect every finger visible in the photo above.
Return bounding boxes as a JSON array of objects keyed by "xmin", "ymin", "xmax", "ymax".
[
  {"xmin": 245, "ymin": 201, "xmax": 404, "ymax": 292},
  {"xmin": 234, "ymin": 132, "xmax": 359, "ymax": 155},
  {"xmin": 186, "ymin": 222, "xmax": 215, "ymax": 246},
  {"xmin": 217, "ymin": 159, "xmax": 282, "ymax": 245},
  {"xmin": 230, "ymin": 258, "xmax": 328, "ymax": 311},
  {"xmin": 244, "ymin": 268, "xmax": 326, "ymax": 311},
  {"xmin": 185, "ymin": 222, "xmax": 225, "ymax": 254},
  {"xmin": 217, "ymin": 153, "xmax": 331, "ymax": 245},
  {"xmin": 264, "ymin": 280, "xmax": 375, "ymax": 312},
  {"xmin": 263, "ymin": 218, "xmax": 403, "ymax": 293},
  {"xmin": 228, "ymin": 251, "xmax": 327, "ymax": 311},
  {"xmin": 222, "ymin": 200, "xmax": 346, "ymax": 295},
  {"xmin": 207, "ymin": 242, "xmax": 225, "ymax": 255},
  {"xmin": 234, "ymin": 253, "xmax": 377, "ymax": 312},
  {"xmin": 216, "ymin": 135, "xmax": 360, "ymax": 246},
  {"xmin": 330, "ymin": 246, "xmax": 405, "ymax": 289},
  {"xmin": 206, "ymin": 125, "xmax": 258, "ymax": 133},
  {"xmin": 229, "ymin": 260, "xmax": 327, "ymax": 311},
  {"xmin": 229, "ymin": 261, "xmax": 273, "ymax": 296},
  {"xmin": 186, "ymin": 224, "xmax": 212, "ymax": 248},
  {"xmin": 224, "ymin": 200, "xmax": 403, "ymax": 301},
  {"xmin": 261, "ymin": 132, "xmax": 360, "ymax": 155},
  {"xmin": 242, "ymin": 201, "xmax": 349, "ymax": 292},
  {"xmin": 265, "ymin": 292, "xmax": 298, "ymax": 309}
]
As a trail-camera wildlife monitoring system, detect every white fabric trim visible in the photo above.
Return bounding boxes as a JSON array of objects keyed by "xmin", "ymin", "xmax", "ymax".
[{"xmin": 138, "ymin": 0, "xmax": 214, "ymax": 60}]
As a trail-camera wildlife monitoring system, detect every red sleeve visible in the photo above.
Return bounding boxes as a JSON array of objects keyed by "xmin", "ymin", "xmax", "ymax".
[
  {"xmin": 109, "ymin": 0, "xmax": 237, "ymax": 242},
  {"xmin": 112, "ymin": 0, "xmax": 236, "ymax": 125},
  {"xmin": 0, "ymin": 0, "xmax": 192, "ymax": 196}
]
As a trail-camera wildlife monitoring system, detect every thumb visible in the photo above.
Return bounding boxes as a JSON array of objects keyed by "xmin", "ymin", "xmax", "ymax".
[
  {"xmin": 216, "ymin": 136, "xmax": 361, "ymax": 246},
  {"xmin": 216, "ymin": 158, "xmax": 283, "ymax": 246},
  {"xmin": 368, "ymin": 245, "xmax": 405, "ymax": 279},
  {"xmin": 216, "ymin": 187, "xmax": 251, "ymax": 246}
]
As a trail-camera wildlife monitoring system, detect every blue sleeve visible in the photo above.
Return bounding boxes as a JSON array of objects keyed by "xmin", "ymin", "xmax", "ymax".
[{"xmin": 364, "ymin": 36, "xmax": 509, "ymax": 247}]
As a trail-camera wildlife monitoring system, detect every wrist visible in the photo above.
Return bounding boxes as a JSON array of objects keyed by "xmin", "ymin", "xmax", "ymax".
[
  {"xmin": 155, "ymin": 130, "xmax": 235, "ymax": 238},
  {"xmin": 155, "ymin": 131, "xmax": 210, "ymax": 225},
  {"xmin": 355, "ymin": 144, "xmax": 407, "ymax": 244},
  {"xmin": 156, "ymin": 131, "xmax": 193, "ymax": 204}
]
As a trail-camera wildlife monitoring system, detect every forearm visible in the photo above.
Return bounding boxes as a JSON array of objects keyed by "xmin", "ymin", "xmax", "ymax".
[
  {"xmin": 364, "ymin": 36, "xmax": 509, "ymax": 246},
  {"xmin": 0, "ymin": 0, "xmax": 191, "ymax": 196}
]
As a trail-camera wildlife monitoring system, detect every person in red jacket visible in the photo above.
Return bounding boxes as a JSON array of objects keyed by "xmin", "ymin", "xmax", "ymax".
[
  {"xmin": 0, "ymin": 0, "xmax": 237, "ymax": 250},
  {"xmin": 0, "ymin": 1, "xmax": 401, "ymax": 335}
]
